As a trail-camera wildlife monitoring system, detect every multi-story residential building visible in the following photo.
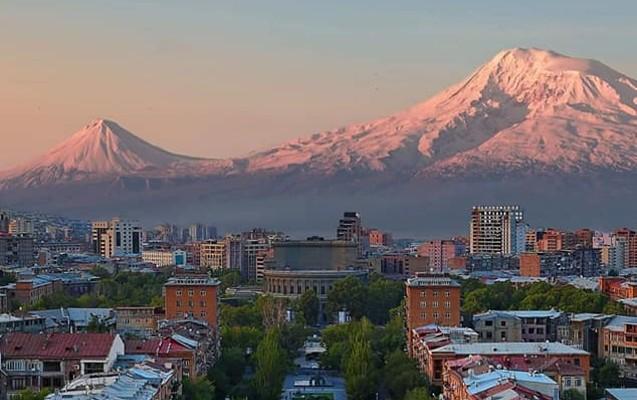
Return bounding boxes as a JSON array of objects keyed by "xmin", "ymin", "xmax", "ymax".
[
  {"xmin": 564, "ymin": 313, "xmax": 614, "ymax": 358},
  {"xmin": 414, "ymin": 340, "xmax": 590, "ymax": 387},
  {"xmin": 8, "ymin": 218, "xmax": 34, "ymax": 236},
  {"xmin": 164, "ymin": 276, "xmax": 220, "ymax": 331},
  {"xmin": 0, "ymin": 211, "xmax": 9, "ymax": 233},
  {"xmin": 125, "ymin": 337, "xmax": 196, "ymax": 378},
  {"xmin": 91, "ymin": 218, "xmax": 142, "ymax": 258},
  {"xmin": 378, "ymin": 253, "xmax": 429, "ymax": 277},
  {"xmin": 473, "ymin": 310, "xmax": 568, "ymax": 343},
  {"xmin": 337, "ymin": 211, "xmax": 363, "ymax": 255},
  {"xmin": 469, "ymin": 206, "xmax": 525, "ymax": 255},
  {"xmin": 519, "ymin": 249, "xmax": 601, "ymax": 277},
  {"xmin": 115, "ymin": 307, "xmax": 163, "ymax": 337},
  {"xmin": 599, "ymin": 276, "xmax": 637, "ymax": 301},
  {"xmin": 0, "ymin": 277, "xmax": 60, "ymax": 307},
  {"xmin": 142, "ymin": 249, "xmax": 187, "ymax": 267},
  {"xmin": 199, "ymin": 239, "xmax": 227, "ymax": 270},
  {"xmin": 417, "ymin": 240, "xmax": 465, "ymax": 271},
  {"xmin": 473, "ymin": 311, "xmax": 523, "ymax": 342},
  {"xmin": 242, "ymin": 238, "xmax": 270, "ymax": 281},
  {"xmin": 405, "ymin": 273, "xmax": 461, "ymax": 353},
  {"xmin": 0, "ymin": 234, "xmax": 34, "ymax": 267},
  {"xmin": 188, "ymin": 224, "xmax": 216, "ymax": 242},
  {"xmin": 576, "ymin": 228, "xmax": 594, "ymax": 248},
  {"xmin": 443, "ymin": 357, "xmax": 559, "ymax": 400},
  {"xmin": 615, "ymin": 228, "xmax": 637, "ymax": 268},
  {"xmin": 0, "ymin": 314, "xmax": 47, "ymax": 334},
  {"xmin": 600, "ymin": 315, "xmax": 637, "ymax": 380},
  {"xmin": 0, "ymin": 332, "xmax": 124, "ymax": 398}
]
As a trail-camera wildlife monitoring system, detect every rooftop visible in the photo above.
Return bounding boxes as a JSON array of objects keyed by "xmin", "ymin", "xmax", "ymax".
[
  {"xmin": 164, "ymin": 276, "xmax": 220, "ymax": 286},
  {"xmin": 464, "ymin": 370, "xmax": 557, "ymax": 396},
  {"xmin": 431, "ymin": 342, "xmax": 589, "ymax": 356},
  {"xmin": 606, "ymin": 388, "xmax": 637, "ymax": 400},
  {"xmin": 604, "ymin": 315, "xmax": 637, "ymax": 332},
  {"xmin": 406, "ymin": 274, "xmax": 460, "ymax": 287},
  {"xmin": 0, "ymin": 333, "xmax": 118, "ymax": 360}
]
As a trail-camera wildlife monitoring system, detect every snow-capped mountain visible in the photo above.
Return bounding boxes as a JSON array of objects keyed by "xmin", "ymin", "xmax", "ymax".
[
  {"xmin": 2, "ymin": 48, "xmax": 637, "ymax": 234},
  {"xmin": 245, "ymin": 48, "xmax": 637, "ymax": 176},
  {"xmin": 0, "ymin": 119, "xmax": 232, "ymax": 188}
]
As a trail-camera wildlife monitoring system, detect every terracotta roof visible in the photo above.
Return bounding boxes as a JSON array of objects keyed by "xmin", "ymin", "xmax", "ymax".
[
  {"xmin": 125, "ymin": 337, "xmax": 192, "ymax": 356},
  {"xmin": 0, "ymin": 332, "xmax": 117, "ymax": 360}
]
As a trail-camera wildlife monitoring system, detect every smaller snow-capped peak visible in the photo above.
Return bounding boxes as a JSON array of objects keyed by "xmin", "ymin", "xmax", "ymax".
[{"xmin": 0, "ymin": 119, "xmax": 232, "ymax": 186}]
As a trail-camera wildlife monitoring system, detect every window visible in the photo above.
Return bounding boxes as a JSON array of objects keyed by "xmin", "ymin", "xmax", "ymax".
[
  {"xmin": 200, "ymin": 290, "xmax": 207, "ymax": 296},
  {"xmin": 420, "ymin": 301, "xmax": 426, "ymax": 308},
  {"xmin": 420, "ymin": 312, "xmax": 426, "ymax": 319},
  {"xmin": 575, "ymin": 378, "xmax": 582, "ymax": 386},
  {"xmin": 176, "ymin": 300, "xmax": 181, "ymax": 307},
  {"xmin": 486, "ymin": 331, "xmax": 493, "ymax": 339},
  {"xmin": 176, "ymin": 290, "xmax": 182, "ymax": 296},
  {"xmin": 188, "ymin": 300, "xmax": 194, "ymax": 307},
  {"xmin": 433, "ymin": 290, "xmax": 439, "ymax": 297},
  {"xmin": 432, "ymin": 301, "xmax": 439, "ymax": 308},
  {"xmin": 500, "ymin": 321, "xmax": 506, "ymax": 327},
  {"xmin": 445, "ymin": 312, "xmax": 451, "ymax": 319},
  {"xmin": 433, "ymin": 312, "xmax": 439, "ymax": 319},
  {"xmin": 445, "ymin": 290, "xmax": 450, "ymax": 297},
  {"xmin": 188, "ymin": 289, "xmax": 194, "ymax": 296},
  {"xmin": 200, "ymin": 311, "xmax": 207, "ymax": 317},
  {"xmin": 200, "ymin": 301, "xmax": 206, "ymax": 307},
  {"xmin": 444, "ymin": 301, "xmax": 451, "ymax": 308},
  {"xmin": 420, "ymin": 291, "xmax": 425, "ymax": 298},
  {"xmin": 485, "ymin": 320, "xmax": 493, "ymax": 327}
]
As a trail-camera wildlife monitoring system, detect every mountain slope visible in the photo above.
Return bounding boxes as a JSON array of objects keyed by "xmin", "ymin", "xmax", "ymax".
[
  {"xmin": 245, "ymin": 48, "xmax": 637, "ymax": 176},
  {"xmin": 0, "ymin": 119, "xmax": 232, "ymax": 187}
]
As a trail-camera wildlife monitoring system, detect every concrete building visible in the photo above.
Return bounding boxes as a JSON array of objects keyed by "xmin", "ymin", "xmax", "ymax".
[
  {"xmin": 0, "ymin": 234, "xmax": 34, "ymax": 267},
  {"xmin": 599, "ymin": 315, "xmax": 637, "ymax": 380},
  {"xmin": 615, "ymin": 228, "xmax": 637, "ymax": 268},
  {"xmin": 91, "ymin": 218, "xmax": 142, "ymax": 258},
  {"xmin": 8, "ymin": 218, "xmax": 34, "ymax": 235},
  {"xmin": 469, "ymin": 206, "xmax": 525, "ymax": 255},
  {"xmin": 405, "ymin": 273, "xmax": 462, "ymax": 353},
  {"xmin": 115, "ymin": 307, "xmax": 163, "ymax": 337},
  {"xmin": 520, "ymin": 249, "xmax": 601, "ymax": 277},
  {"xmin": 142, "ymin": 249, "xmax": 185, "ymax": 267},
  {"xmin": 337, "ymin": 211, "xmax": 363, "ymax": 256},
  {"xmin": 377, "ymin": 253, "xmax": 430, "ymax": 278},
  {"xmin": 418, "ymin": 240, "xmax": 465, "ymax": 271},
  {"xmin": 473, "ymin": 310, "xmax": 568, "ymax": 343},
  {"xmin": 199, "ymin": 239, "xmax": 227, "ymax": 270},
  {"xmin": 0, "ymin": 211, "xmax": 9, "ymax": 234}
]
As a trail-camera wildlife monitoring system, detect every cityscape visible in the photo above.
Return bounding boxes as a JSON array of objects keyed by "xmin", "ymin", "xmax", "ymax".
[
  {"xmin": 2, "ymin": 2, "xmax": 637, "ymax": 400},
  {"xmin": 0, "ymin": 206, "xmax": 636, "ymax": 400}
]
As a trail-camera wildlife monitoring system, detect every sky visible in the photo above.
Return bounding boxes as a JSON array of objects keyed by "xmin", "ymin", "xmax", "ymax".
[{"xmin": 1, "ymin": 1, "xmax": 636, "ymax": 169}]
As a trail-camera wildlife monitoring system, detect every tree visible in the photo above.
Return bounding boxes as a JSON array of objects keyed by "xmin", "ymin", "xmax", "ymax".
[
  {"xmin": 593, "ymin": 359, "xmax": 621, "ymax": 388},
  {"xmin": 404, "ymin": 387, "xmax": 433, "ymax": 400},
  {"xmin": 366, "ymin": 276, "xmax": 404, "ymax": 325},
  {"xmin": 253, "ymin": 329, "xmax": 288, "ymax": 400},
  {"xmin": 182, "ymin": 378, "xmax": 215, "ymax": 400},
  {"xmin": 257, "ymin": 295, "xmax": 288, "ymax": 329},
  {"xmin": 87, "ymin": 315, "xmax": 109, "ymax": 333},
  {"xmin": 383, "ymin": 350, "xmax": 427, "ymax": 399},
  {"xmin": 298, "ymin": 289, "xmax": 320, "ymax": 325},
  {"xmin": 562, "ymin": 389, "xmax": 585, "ymax": 400},
  {"xmin": 326, "ymin": 276, "xmax": 367, "ymax": 320},
  {"xmin": 14, "ymin": 390, "xmax": 50, "ymax": 400},
  {"xmin": 344, "ymin": 329, "xmax": 378, "ymax": 400}
]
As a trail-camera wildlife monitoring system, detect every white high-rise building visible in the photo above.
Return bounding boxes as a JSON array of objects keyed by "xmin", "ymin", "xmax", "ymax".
[
  {"xmin": 91, "ymin": 218, "xmax": 142, "ymax": 258},
  {"xmin": 200, "ymin": 239, "xmax": 227, "ymax": 270},
  {"xmin": 469, "ymin": 206, "xmax": 525, "ymax": 255}
]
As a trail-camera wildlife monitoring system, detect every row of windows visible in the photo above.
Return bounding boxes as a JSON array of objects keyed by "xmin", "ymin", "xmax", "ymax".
[
  {"xmin": 419, "ymin": 301, "xmax": 452, "ymax": 309},
  {"xmin": 418, "ymin": 290, "xmax": 452, "ymax": 298},
  {"xmin": 175, "ymin": 289, "xmax": 208, "ymax": 297},
  {"xmin": 419, "ymin": 312, "xmax": 452, "ymax": 320},
  {"xmin": 176, "ymin": 300, "xmax": 207, "ymax": 307}
]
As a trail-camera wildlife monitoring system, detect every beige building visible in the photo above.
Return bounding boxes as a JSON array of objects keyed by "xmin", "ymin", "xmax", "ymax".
[
  {"xmin": 470, "ymin": 206, "xmax": 524, "ymax": 255},
  {"xmin": 200, "ymin": 240, "xmax": 227, "ymax": 270},
  {"xmin": 91, "ymin": 218, "xmax": 142, "ymax": 258}
]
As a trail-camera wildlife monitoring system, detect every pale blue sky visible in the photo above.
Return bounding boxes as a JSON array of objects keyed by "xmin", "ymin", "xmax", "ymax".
[{"xmin": 1, "ymin": 1, "xmax": 635, "ymax": 167}]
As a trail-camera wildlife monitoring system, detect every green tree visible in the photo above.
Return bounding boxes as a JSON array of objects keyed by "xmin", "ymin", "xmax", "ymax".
[
  {"xmin": 383, "ymin": 350, "xmax": 427, "ymax": 399},
  {"xmin": 403, "ymin": 387, "xmax": 433, "ymax": 400},
  {"xmin": 593, "ymin": 359, "xmax": 621, "ymax": 388},
  {"xmin": 87, "ymin": 315, "xmax": 109, "ymax": 333},
  {"xmin": 182, "ymin": 377, "xmax": 216, "ymax": 400},
  {"xmin": 366, "ymin": 275, "xmax": 404, "ymax": 325},
  {"xmin": 253, "ymin": 329, "xmax": 288, "ymax": 400},
  {"xmin": 326, "ymin": 276, "xmax": 368, "ymax": 320},
  {"xmin": 562, "ymin": 389, "xmax": 585, "ymax": 400},
  {"xmin": 298, "ymin": 289, "xmax": 320, "ymax": 325},
  {"xmin": 14, "ymin": 389, "xmax": 51, "ymax": 400},
  {"xmin": 344, "ymin": 324, "xmax": 378, "ymax": 400}
]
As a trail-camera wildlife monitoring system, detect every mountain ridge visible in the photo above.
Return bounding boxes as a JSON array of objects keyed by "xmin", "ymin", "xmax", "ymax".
[{"xmin": 2, "ymin": 48, "xmax": 637, "ymax": 234}]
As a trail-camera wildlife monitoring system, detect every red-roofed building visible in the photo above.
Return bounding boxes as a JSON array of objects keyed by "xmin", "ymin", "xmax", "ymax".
[
  {"xmin": 125, "ymin": 337, "xmax": 196, "ymax": 378},
  {"xmin": 0, "ymin": 332, "xmax": 124, "ymax": 398}
]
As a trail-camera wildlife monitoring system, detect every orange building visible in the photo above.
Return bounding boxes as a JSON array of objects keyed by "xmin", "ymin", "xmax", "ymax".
[
  {"xmin": 405, "ymin": 273, "xmax": 461, "ymax": 353},
  {"xmin": 599, "ymin": 276, "xmax": 637, "ymax": 300},
  {"xmin": 575, "ymin": 228, "xmax": 594, "ymax": 248},
  {"xmin": 519, "ymin": 253, "xmax": 541, "ymax": 277},
  {"xmin": 164, "ymin": 276, "xmax": 220, "ymax": 332}
]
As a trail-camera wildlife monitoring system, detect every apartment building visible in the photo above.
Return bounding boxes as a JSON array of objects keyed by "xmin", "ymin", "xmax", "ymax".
[
  {"xmin": 469, "ymin": 206, "xmax": 525, "ymax": 255},
  {"xmin": 91, "ymin": 218, "xmax": 142, "ymax": 258}
]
